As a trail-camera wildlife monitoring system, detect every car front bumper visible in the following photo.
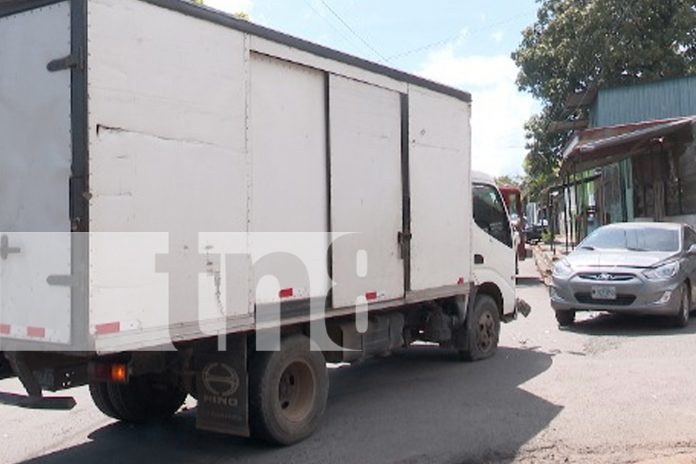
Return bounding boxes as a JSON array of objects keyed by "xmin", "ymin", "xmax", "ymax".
[{"xmin": 550, "ymin": 269, "xmax": 683, "ymax": 316}]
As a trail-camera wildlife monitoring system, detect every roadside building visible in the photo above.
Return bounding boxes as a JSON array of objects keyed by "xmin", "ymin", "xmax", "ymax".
[{"xmin": 554, "ymin": 75, "xmax": 696, "ymax": 246}]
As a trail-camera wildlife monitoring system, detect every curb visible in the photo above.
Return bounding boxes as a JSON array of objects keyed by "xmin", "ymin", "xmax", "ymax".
[{"xmin": 532, "ymin": 244, "xmax": 555, "ymax": 287}]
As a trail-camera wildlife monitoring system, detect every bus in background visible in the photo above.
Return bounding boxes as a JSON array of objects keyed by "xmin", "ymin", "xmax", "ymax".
[{"xmin": 498, "ymin": 185, "xmax": 526, "ymax": 262}]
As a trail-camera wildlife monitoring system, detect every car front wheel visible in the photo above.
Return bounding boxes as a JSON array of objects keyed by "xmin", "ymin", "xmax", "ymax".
[
  {"xmin": 555, "ymin": 310, "xmax": 576, "ymax": 327},
  {"xmin": 672, "ymin": 283, "xmax": 690, "ymax": 328}
]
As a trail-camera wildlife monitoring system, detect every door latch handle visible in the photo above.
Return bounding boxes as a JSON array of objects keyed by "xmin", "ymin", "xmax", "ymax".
[
  {"xmin": 0, "ymin": 235, "xmax": 21, "ymax": 261},
  {"xmin": 397, "ymin": 231, "xmax": 413, "ymax": 260}
]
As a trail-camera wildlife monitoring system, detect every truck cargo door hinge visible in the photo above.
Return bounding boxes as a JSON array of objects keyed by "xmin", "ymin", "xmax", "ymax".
[
  {"xmin": 398, "ymin": 231, "xmax": 412, "ymax": 260},
  {"xmin": 47, "ymin": 48, "xmax": 84, "ymax": 72},
  {"xmin": 0, "ymin": 235, "xmax": 21, "ymax": 261}
]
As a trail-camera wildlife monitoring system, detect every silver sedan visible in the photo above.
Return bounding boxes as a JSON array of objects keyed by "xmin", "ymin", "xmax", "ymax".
[{"xmin": 550, "ymin": 222, "xmax": 696, "ymax": 327}]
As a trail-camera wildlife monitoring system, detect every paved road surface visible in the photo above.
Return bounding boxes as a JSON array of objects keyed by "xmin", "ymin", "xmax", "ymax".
[{"xmin": 2, "ymin": 258, "xmax": 696, "ymax": 463}]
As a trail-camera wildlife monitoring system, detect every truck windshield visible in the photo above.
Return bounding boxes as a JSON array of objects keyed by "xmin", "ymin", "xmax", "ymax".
[{"xmin": 473, "ymin": 184, "xmax": 513, "ymax": 248}]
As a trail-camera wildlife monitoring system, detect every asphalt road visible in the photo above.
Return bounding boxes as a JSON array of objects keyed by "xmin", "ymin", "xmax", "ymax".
[{"xmin": 3, "ymin": 258, "xmax": 696, "ymax": 464}]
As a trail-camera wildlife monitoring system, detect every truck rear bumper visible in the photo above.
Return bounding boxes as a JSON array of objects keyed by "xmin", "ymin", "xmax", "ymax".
[
  {"xmin": 0, "ymin": 352, "xmax": 13, "ymax": 380},
  {"xmin": 0, "ymin": 391, "xmax": 76, "ymax": 410},
  {"xmin": 0, "ymin": 352, "xmax": 84, "ymax": 410}
]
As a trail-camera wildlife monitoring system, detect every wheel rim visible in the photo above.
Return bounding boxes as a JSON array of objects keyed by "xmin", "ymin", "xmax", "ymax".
[
  {"xmin": 477, "ymin": 310, "xmax": 496, "ymax": 353},
  {"xmin": 277, "ymin": 360, "xmax": 315, "ymax": 423}
]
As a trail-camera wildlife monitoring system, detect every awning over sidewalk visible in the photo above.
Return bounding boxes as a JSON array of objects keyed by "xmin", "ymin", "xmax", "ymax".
[{"xmin": 560, "ymin": 116, "xmax": 696, "ymax": 175}]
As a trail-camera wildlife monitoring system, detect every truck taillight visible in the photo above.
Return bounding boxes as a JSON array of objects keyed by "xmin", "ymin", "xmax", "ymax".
[{"xmin": 90, "ymin": 362, "xmax": 129, "ymax": 384}]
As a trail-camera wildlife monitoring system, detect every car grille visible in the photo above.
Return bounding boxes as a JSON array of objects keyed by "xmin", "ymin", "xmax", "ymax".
[
  {"xmin": 578, "ymin": 273, "xmax": 635, "ymax": 282},
  {"xmin": 574, "ymin": 293, "xmax": 636, "ymax": 306}
]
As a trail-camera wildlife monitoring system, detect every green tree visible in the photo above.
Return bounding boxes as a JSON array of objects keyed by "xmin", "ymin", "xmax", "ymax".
[
  {"xmin": 192, "ymin": 0, "xmax": 249, "ymax": 20},
  {"xmin": 494, "ymin": 175, "xmax": 523, "ymax": 188},
  {"xmin": 512, "ymin": 0, "xmax": 696, "ymax": 201}
]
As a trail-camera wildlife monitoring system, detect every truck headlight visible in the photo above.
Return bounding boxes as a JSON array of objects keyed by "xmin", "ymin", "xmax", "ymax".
[
  {"xmin": 643, "ymin": 262, "xmax": 680, "ymax": 281},
  {"xmin": 553, "ymin": 259, "xmax": 573, "ymax": 278}
]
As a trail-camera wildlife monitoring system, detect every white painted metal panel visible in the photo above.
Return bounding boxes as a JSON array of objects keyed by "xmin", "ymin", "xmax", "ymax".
[
  {"xmin": 87, "ymin": 0, "xmax": 251, "ymax": 351},
  {"xmin": 330, "ymin": 75, "xmax": 404, "ymax": 308},
  {"xmin": 249, "ymin": 54, "xmax": 330, "ymax": 304},
  {"xmin": 250, "ymin": 36, "xmax": 408, "ymax": 95},
  {"xmin": 472, "ymin": 221, "xmax": 516, "ymax": 315},
  {"xmin": 409, "ymin": 86, "xmax": 472, "ymax": 291},
  {"xmin": 0, "ymin": 2, "xmax": 72, "ymax": 345}
]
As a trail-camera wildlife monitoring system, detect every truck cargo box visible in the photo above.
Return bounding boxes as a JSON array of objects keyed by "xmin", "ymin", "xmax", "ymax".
[{"xmin": 0, "ymin": 0, "xmax": 472, "ymax": 354}]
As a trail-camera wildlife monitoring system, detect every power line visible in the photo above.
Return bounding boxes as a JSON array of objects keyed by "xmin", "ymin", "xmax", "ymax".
[
  {"xmin": 316, "ymin": 0, "xmax": 389, "ymax": 63},
  {"xmin": 303, "ymin": 0, "xmax": 366, "ymax": 53},
  {"xmin": 386, "ymin": 7, "xmax": 538, "ymax": 62}
]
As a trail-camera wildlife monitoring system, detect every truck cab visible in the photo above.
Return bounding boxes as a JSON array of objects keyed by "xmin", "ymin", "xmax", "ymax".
[{"xmin": 471, "ymin": 171, "xmax": 518, "ymax": 321}]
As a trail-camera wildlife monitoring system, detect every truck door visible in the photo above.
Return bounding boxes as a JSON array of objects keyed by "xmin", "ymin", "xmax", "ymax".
[
  {"xmin": 0, "ymin": 2, "xmax": 74, "ymax": 345},
  {"xmin": 329, "ymin": 75, "xmax": 404, "ymax": 307},
  {"xmin": 472, "ymin": 183, "xmax": 516, "ymax": 315}
]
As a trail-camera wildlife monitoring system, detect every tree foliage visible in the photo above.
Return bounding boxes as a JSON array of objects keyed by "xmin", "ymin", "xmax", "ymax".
[
  {"xmin": 513, "ymin": 0, "xmax": 696, "ymax": 201},
  {"xmin": 494, "ymin": 175, "xmax": 523, "ymax": 188},
  {"xmin": 192, "ymin": 0, "xmax": 249, "ymax": 20}
]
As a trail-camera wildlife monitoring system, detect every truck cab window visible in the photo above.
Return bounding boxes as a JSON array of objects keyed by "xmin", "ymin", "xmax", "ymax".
[{"xmin": 473, "ymin": 184, "xmax": 513, "ymax": 248}]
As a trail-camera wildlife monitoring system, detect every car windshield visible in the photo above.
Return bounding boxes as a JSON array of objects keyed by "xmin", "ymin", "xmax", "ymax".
[{"xmin": 580, "ymin": 226, "xmax": 680, "ymax": 252}]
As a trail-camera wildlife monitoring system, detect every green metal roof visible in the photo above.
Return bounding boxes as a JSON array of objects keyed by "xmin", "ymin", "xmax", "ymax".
[{"xmin": 591, "ymin": 75, "xmax": 696, "ymax": 127}]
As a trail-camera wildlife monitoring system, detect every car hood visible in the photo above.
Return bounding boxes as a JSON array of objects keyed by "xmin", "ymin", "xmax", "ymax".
[{"xmin": 566, "ymin": 250, "xmax": 678, "ymax": 269}]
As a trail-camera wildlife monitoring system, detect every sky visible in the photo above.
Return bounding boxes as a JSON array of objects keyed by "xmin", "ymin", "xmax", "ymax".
[{"xmin": 203, "ymin": 0, "xmax": 541, "ymax": 177}]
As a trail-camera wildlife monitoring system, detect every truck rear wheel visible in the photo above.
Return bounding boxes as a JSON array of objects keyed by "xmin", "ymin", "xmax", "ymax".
[
  {"xmin": 249, "ymin": 334, "xmax": 329, "ymax": 446},
  {"xmin": 459, "ymin": 294, "xmax": 500, "ymax": 362},
  {"xmin": 89, "ymin": 382, "xmax": 120, "ymax": 419},
  {"xmin": 89, "ymin": 376, "xmax": 186, "ymax": 423}
]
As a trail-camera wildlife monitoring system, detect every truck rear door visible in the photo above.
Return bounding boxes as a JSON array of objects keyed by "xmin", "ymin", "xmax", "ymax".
[{"xmin": 0, "ymin": 1, "xmax": 74, "ymax": 345}]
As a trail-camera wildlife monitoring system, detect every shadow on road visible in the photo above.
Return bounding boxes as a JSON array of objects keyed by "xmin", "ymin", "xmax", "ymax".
[
  {"xmin": 566, "ymin": 312, "xmax": 696, "ymax": 337},
  {"xmin": 515, "ymin": 276, "xmax": 543, "ymax": 288},
  {"xmin": 23, "ymin": 347, "xmax": 560, "ymax": 464}
]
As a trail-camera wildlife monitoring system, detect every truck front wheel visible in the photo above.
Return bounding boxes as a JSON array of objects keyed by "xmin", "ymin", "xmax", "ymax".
[
  {"xmin": 249, "ymin": 334, "xmax": 329, "ymax": 446},
  {"xmin": 458, "ymin": 294, "xmax": 501, "ymax": 362},
  {"xmin": 89, "ymin": 376, "xmax": 186, "ymax": 423}
]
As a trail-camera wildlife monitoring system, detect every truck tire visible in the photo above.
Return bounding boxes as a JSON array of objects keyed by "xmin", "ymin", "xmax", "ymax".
[
  {"xmin": 249, "ymin": 334, "xmax": 329, "ymax": 446},
  {"xmin": 459, "ymin": 294, "xmax": 500, "ymax": 362},
  {"xmin": 102, "ymin": 376, "xmax": 186, "ymax": 423},
  {"xmin": 89, "ymin": 382, "xmax": 120, "ymax": 420},
  {"xmin": 555, "ymin": 310, "xmax": 576, "ymax": 327}
]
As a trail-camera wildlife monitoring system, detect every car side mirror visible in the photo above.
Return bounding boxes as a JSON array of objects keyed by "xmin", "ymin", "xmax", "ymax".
[{"xmin": 688, "ymin": 244, "xmax": 696, "ymax": 256}]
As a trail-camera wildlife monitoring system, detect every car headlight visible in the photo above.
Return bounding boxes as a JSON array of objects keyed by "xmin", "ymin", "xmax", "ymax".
[
  {"xmin": 643, "ymin": 261, "xmax": 680, "ymax": 281},
  {"xmin": 553, "ymin": 259, "xmax": 573, "ymax": 278}
]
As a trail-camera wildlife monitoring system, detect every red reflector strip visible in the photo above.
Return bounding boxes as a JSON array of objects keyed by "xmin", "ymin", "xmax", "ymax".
[
  {"xmin": 0, "ymin": 324, "xmax": 10, "ymax": 335},
  {"xmin": 27, "ymin": 327, "xmax": 46, "ymax": 338},
  {"xmin": 457, "ymin": 277, "xmax": 466, "ymax": 285},
  {"xmin": 95, "ymin": 322, "xmax": 121, "ymax": 335},
  {"xmin": 365, "ymin": 291, "xmax": 378, "ymax": 301},
  {"xmin": 279, "ymin": 288, "xmax": 294, "ymax": 299}
]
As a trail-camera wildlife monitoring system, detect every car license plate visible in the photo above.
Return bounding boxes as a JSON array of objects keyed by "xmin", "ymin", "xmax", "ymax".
[{"xmin": 592, "ymin": 286, "xmax": 617, "ymax": 300}]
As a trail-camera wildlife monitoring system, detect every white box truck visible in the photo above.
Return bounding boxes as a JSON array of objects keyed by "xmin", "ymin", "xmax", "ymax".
[{"xmin": 0, "ymin": 0, "xmax": 527, "ymax": 445}]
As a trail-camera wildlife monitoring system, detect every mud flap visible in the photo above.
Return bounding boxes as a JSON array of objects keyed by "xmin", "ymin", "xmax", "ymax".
[
  {"xmin": 195, "ymin": 336, "xmax": 250, "ymax": 437},
  {"xmin": 502, "ymin": 297, "xmax": 532, "ymax": 323},
  {"xmin": 516, "ymin": 298, "xmax": 532, "ymax": 318}
]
